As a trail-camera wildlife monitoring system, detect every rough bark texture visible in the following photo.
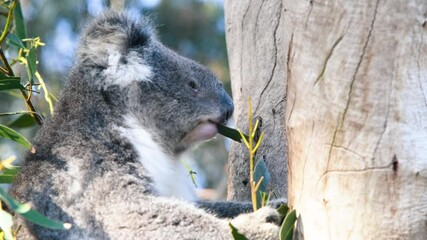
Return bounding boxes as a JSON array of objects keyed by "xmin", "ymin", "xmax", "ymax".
[
  {"xmin": 285, "ymin": 0, "xmax": 427, "ymax": 239},
  {"xmin": 224, "ymin": 0, "xmax": 288, "ymax": 201}
]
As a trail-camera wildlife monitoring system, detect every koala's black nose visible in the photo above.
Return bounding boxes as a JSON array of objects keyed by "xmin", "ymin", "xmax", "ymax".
[{"xmin": 219, "ymin": 95, "xmax": 234, "ymax": 125}]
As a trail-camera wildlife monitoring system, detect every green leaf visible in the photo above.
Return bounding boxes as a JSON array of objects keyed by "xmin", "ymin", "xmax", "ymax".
[
  {"xmin": 217, "ymin": 124, "xmax": 248, "ymax": 143},
  {"xmin": 229, "ymin": 223, "xmax": 248, "ymax": 240},
  {"xmin": 0, "ymin": 209, "xmax": 13, "ymax": 240},
  {"xmin": 6, "ymin": 33, "xmax": 25, "ymax": 48},
  {"xmin": 0, "ymin": 174, "xmax": 15, "ymax": 184},
  {"xmin": 13, "ymin": 2, "xmax": 27, "ymax": 41},
  {"xmin": 254, "ymin": 158, "xmax": 271, "ymax": 209},
  {"xmin": 0, "ymin": 188, "xmax": 71, "ymax": 230},
  {"xmin": 277, "ymin": 204, "xmax": 289, "ymax": 218},
  {"xmin": 27, "ymin": 47, "xmax": 37, "ymax": 85},
  {"xmin": 0, "ymin": 124, "xmax": 31, "ymax": 149},
  {"xmin": 8, "ymin": 113, "xmax": 38, "ymax": 129},
  {"xmin": 0, "ymin": 164, "xmax": 19, "ymax": 184},
  {"xmin": 0, "ymin": 77, "xmax": 24, "ymax": 91},
  {"xmin": 3, "ymin": 167, "xmax": 20, "ymax": 176},
  {"xmin": 279, "ymin": 209, "xmax": 297, "ymax": 240},
  {"xmin": 20, "ymin": 208, "xmax": 71, "ymax": 230}
]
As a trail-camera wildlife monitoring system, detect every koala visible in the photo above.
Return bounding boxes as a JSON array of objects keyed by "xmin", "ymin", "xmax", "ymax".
[{"xmin": 9, "ymin": 12, "xmax": 280, "ymax": 239}]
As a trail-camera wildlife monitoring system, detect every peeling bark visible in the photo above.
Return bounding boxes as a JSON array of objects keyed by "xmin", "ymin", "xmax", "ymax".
[
  {"xmin": 285, "ymin": 0, "xmax": 427, "ymax": 239},
  {"xmin": 226, "ymin": 0, "xmax": 427, "ymax": 238}
]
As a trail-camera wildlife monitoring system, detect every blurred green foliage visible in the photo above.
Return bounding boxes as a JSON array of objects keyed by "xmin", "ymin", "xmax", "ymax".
[
  {"xmin": 1, "ymin": 1, "xmax": 231, "ymax": 182},
  {"xmin": 23, "ymin": 0, "xmax": 230, "ymax": 93},
  {"xmin": 0, "ymin": 1, "xmax": 71, "ymax": 238}
]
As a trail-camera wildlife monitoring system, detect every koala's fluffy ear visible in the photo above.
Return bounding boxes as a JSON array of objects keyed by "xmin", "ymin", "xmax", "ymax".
[
  {"xmin": 76, "ymin": 12, "xmax": 155, "ymax": 89},
  {"xmin": 77, "ymin": 11, "xmax": 153, "ymax": 67}
]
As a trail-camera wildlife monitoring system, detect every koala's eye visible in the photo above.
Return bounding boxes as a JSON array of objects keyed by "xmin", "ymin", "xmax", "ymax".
[{"xmin": 188, "ymin": 81, "xmax": 198, "ymax": 90}]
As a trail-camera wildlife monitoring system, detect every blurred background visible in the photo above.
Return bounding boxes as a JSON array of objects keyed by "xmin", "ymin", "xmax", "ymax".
[{"xmin": 0, "ymin": 0, "xmax": 231, "ymax": 199}]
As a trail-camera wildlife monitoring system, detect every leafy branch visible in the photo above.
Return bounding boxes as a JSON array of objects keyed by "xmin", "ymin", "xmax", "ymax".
[
  {"xmin": 238, "ymin": 97, "xmax": 265, "ymax": 211},
  {"xmin": 222, "ymin": 98, "xmax": 297, "ymax": 239},
  {"xmin": 0, "ymin": 1, "xmax": 68, "ymax": 239},
  {"xmin": 0, "ymin": 1, "xmax": 45, "ymax": 125},
  {"xmin": 0, "ymin": 0, "xmax": 15, "ymax": 45},
  {"xmin": 0, "ymin": 49, "xmax": 43, "ymax": 125}
]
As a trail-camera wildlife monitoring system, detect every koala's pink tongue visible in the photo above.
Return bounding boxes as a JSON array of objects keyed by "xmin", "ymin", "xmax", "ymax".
[{"xmin": 181, "ymin": 122, "xmax": 218, "ymax": 144}]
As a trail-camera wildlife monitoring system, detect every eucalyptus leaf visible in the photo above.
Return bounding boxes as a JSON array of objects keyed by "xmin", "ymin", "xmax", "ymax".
[
  {"xmin": 27, "ymin": 47, "xmax": 37, "ymax": 85},
  {"xmin": 0, "ymin": 124, "xmax": 31, "ymax": 149},
  {"xmin": 6, "ymin": 33, "xmax": 25, "ymax": 48},
  {"xmin": 13, "ymin": 2, "xmax": 27, "ymax": 41},
  {"xmin": 229, "ymin": 223, "xmax": 248, "ymax": 240},
  {"xmin": 254, "ymin": 158, "xmax": 271, "ymax": 209},
  {"xmin": 279, "ymin": 209, "xmax": 297, "ymax": 240},
  {"xmin": 0, "ymin": 174, "xmax": 15, "ymax": 184},
  {"xmin": 3, "ymin": 167, "xmax": 20, "ymax": 176},
  {"xmin": 8, "ymin": 113, "xmax": 38, "ymax": 129},
  {"xmin": 277, "ymin": 204, "xmax": 289, "ymax": 218},
  {"xmin": 217, "ymin": 124, "xmax": 248, "ymax": 143},
  {"xmin": 0, "ymin": 188, "xmax": 70, "ymax": 230},
  {"xmin": 20, "ymin": 208, "xmax": 71, "ymax": 230},
  {"xmin": 0, "ymin": 77, "xmax": 24, "ymax": 91}
]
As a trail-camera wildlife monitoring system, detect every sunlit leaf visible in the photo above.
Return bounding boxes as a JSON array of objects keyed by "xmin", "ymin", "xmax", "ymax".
[
  {"xmin": 0, "ymin": 209, "xmax": 13, "ymax": 240},
  {"xmin": 182, "ymin": 159, "xmax": 197, "ymax": 188},
  {"xmin": 0, "ymin": 188, "xmax": 71, "ymax": 230},
  {"xmin": 229, "ymin": 223, "xmax": 248, "ymax": 240},
  {"xmin": 0, "ymin": 124, "xmax": 31, "ymax": 149},
  {"xmin": 0, "ymin": 77, "xmax": 24, "ymax": 91},
  {"xmin": 279, "ymin": 209, "xmax": 297, "ymax": 240},
  {"xmin": 35, "ymin": 71, "xmax": 54, "ymax": 114},
  {"xmin": 0, "ymin": 155, "xmax": 16, "ymax": 171}
]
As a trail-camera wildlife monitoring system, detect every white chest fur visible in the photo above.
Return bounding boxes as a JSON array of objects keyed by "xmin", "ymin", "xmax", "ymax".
[{"xmin": 117, "ymin": 115, "xmax": 197, "ymax": 202}]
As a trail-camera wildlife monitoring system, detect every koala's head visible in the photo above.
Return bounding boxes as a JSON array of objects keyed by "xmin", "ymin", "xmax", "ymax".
[{"xmin": 76, "ymin": 12, "xmax": 233, "ymax": 154}]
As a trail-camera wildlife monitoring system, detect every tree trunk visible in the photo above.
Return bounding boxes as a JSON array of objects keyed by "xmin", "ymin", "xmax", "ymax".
[
  {"xmin": 109, "ymin": 0, "xmax": 124, "ymax": 11},
  {"xmin": 285, "ymin": 0, "xmax": 427, "ymax": 239},
  {"xmin": 224, "ymin": 0, "xmax": 288, "ymax": 201}
]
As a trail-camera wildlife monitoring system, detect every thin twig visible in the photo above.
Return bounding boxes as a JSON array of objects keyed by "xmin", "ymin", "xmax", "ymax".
[
  {"xmin": 0, "ymin": 49, "xmax": 43, "ymax": 125},
  {"xmin": 0, "ymin": 65, "xmax": 8, "ymax": 73},
  {"xmin": 0, "ymin": 1, "xmax": 17, "ymax": 46},
  {"xmin": 0, "ymin": 110, "xmax": 40, "ymax": 117}
]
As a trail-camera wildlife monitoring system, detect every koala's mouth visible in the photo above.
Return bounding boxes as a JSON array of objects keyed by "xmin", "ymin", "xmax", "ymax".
[{"xmin": 180, "ymin": 121, "xmax": 219, "ymax": 146}]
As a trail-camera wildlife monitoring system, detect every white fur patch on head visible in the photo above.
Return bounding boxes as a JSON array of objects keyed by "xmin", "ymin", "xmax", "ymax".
[
  {"xmin": 102, "ymin": 51, "xmax": 152, "ymax": 89},
  {"xmin": 117, "ymin": 114, "xmax": 197, "ymax": 202}
]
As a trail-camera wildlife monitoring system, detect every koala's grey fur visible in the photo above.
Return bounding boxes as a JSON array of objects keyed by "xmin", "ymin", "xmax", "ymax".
[{"xmin": 10, "ymin": 12, "xmax": 280, "ymax": 239}]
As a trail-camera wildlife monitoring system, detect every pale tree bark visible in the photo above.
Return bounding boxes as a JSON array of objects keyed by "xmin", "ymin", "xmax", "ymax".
[
  {"xmin": 284, "ymin": 0, "xmax": 427, "ymax": 239},
  {"xmin": 226, "ymin": 0, "xmax": 427, "ymax": 238},
  {"xmin": 225, "ymin": 0, "xmax": 288, "ymax": 201},
  {"xmin": 109, "ymin": 0, "xmax": 124, "ymax": 11}
]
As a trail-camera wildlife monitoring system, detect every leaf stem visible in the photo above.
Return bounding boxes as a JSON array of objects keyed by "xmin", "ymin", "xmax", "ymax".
[{"xmin": 246, "ymin": 97, "xmax": 261, "ymax": 211}]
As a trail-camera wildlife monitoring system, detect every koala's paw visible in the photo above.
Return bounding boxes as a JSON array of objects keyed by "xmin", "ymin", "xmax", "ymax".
[{"xmin": 230, "ymin": 207, "xmax": 280, "ymax": 240}]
